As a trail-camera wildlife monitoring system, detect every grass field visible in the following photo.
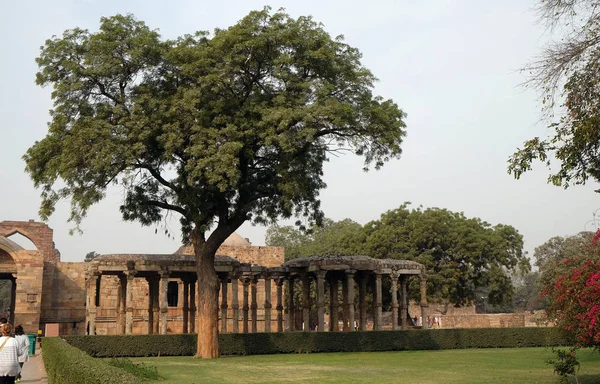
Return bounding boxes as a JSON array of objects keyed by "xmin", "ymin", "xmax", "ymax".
[{"xmin": 131, "ymin": 347, "xmax": 600, "ymax": 384}]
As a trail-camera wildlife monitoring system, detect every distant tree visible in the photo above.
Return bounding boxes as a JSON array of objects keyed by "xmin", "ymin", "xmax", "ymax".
[
  {"xmin": 84, "ymin": 251, "xmax": 99, "ymax": 262},
  {"xmin": 362, "ymin": 204, "xmax": 529, "ymax": 306},
  {"xmin": 509, "ymin": 0, "xmax": 600, "ymax": 190},
  {"xmin": 266, "ymin": 218, "xmax": 366, "ymax": 260},
  {"xmin": 534, "ymin": 232, "xmax": 597, "ymax": 292},
  {"xmin": 24, "ymin": 9, "xmax": 407, "ymax": 358}
]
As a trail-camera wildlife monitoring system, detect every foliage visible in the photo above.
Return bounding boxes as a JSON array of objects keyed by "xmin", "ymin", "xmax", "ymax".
[
  {"xmin": 107, "ymin": 358, "xmax": 160, "ymax": 380},
  {"xmin": 42, "ymin": 337, "xmax": 142, "ymax": 384},
  {"xmin": 362, "ymin": 204, "xmax": 529, "ymax": 306},
  {"xmin": 26, "ymin": 9, "xmax": 406, "ymax": 357},
  {"xmin": 63, "ymin": 328, "xmax": 571, "ymax": 357},
  {"xmin": 544, "ymin": 258, "xmax": 600, "ymax": 348},
  {"xmin": 84, "ymin": 251, "xmax": 99, "ymax": 262},
  {"xmin": 265, "ymin": 218, "xmax": 365, "ymax": 260},
  {"xmin": 509, "ymin": 0, "xmax": 600, "ymax": 190},
  {"xmin": 547, "ymin": 346, "xmax": 581, "ymax": 384},
  {"xmin": 534, "ymin": 232, "xmax": 599, "ymax": 306}
]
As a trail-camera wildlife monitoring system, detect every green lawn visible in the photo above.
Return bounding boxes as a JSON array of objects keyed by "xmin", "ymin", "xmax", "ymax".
[{"xmin": 131, "ymin": 347, "xmax": 600, "ymax": 384}]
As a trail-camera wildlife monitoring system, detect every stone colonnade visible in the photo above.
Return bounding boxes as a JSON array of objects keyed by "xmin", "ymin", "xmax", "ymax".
[{"xmin": 86, "ymin": 255, "xmax": 426, "ymax": 335}]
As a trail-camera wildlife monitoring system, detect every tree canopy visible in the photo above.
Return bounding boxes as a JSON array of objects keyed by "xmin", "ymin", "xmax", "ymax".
[
  {"xmin": 508, "ymin": 0, "xmax": 600, "ymax": 190},
  {"xmin": 24, "ymin": 9, "xmax": 407, "ymax": 358},
  {"xmin": 266, "ymin": 204, "xmax": 529, "ymax": 306}
]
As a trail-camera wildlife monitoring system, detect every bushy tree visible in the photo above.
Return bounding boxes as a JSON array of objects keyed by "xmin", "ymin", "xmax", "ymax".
[
  {"xmin": 24, "ymin": 9, "xmax": 406, "ymax": 358},
  {"xmin": 266, "ymin": 218, "xmax": 365, "ymax": 260},
  {"xmin": 363, "ymin": 204, "xmax": 529, "ymax": 306}
]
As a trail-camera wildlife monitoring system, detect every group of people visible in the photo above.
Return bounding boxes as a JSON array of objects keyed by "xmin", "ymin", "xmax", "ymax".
[
  {"xmin": 426, "ymin": 316, "xmax": 441, "ymax": 328},
  {"xmin": 0, "ymin": 318, "xmax": 30, "ymax": 384}
]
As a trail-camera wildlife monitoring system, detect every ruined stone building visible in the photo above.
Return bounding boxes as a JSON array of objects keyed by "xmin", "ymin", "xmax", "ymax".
[{"xmin": 0, "ymin": 220, "xmax": 436, "ymax": 336}]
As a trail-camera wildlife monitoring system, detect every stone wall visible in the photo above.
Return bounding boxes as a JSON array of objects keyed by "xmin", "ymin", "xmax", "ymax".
[{"xmin": 39, "ymin": 262, "xmax": 86, "ymax": 335}]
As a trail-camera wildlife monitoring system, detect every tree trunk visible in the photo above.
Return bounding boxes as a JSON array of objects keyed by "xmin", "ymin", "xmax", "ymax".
[{"xmin": 192, "ymin": 231, "xmax": 220, "ymax": 359}]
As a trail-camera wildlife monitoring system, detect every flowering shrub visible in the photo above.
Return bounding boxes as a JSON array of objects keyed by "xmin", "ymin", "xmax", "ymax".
[{"xmin": 544, "ymin": 257, "xmax": 600, "ymax": 348}]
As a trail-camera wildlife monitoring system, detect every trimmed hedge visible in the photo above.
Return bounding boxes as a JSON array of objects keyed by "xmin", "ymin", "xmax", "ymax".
[
  {"xmin": 63, "ymin": 327, "xmax": 573, "ymax": 358},
  {"xmin": 42, "ymin": 337, "xmax": 143, "ymax": 384}
]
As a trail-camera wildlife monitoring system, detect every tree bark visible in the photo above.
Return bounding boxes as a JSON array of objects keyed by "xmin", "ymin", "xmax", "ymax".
[{"xmin": 192, "ymin": 228, "xmax": 220, "ymax": 359}]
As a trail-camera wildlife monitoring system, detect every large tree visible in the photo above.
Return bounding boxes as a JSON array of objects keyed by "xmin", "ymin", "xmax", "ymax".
[
  {"xmin": 362, "ymin": 204, "xmax": 529, "ymax": 306},
  {"xmin": 24, "ymin": 9, "xmax": 406, "ymax": 358},
  {"xmin": 265, "ymin": 218, "xmax": 366, "ymax": 260},
  {"xmin": 508, "ymin": 0, "xmax": 600, "ymax": 188}
]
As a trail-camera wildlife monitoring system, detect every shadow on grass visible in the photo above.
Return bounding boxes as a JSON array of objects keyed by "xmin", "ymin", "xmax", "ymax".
[{"xmin": 572, "ymin": 374, "xmax": 600, "ymax": 384}]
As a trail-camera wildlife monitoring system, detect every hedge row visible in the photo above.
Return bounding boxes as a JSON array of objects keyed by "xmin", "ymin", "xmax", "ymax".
[
  {"xmin": 63, "ymin": 327, "xmax": 572, "ymax": 358},
  {"xmin": 42, "ymin": 337, "xmax": 143, "ymax": 384}
]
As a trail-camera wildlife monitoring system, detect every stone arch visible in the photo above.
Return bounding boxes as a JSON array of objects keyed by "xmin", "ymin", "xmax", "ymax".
[
  {"xmin": 4, "ymin": 231, "xmax": 37, "ymax": 251},
  {"xmin": 0, "ymin": 221, "xmax": 56, "ymax": 262}
]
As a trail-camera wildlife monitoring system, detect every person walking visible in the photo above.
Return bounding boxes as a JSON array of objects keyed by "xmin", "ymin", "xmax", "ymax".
[
  {"xmin": 13, "ymin": 326, "xmax": 28, "ymax": 383},
  {"xmin": 0, "ymin": 323, "xmax": 22, "ymax": 384}
]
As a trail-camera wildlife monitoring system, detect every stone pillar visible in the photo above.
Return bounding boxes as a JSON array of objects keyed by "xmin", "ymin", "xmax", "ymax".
[
  {"xmin": 145, "ymin": 276, "xmax": 156, "ymax": 335},
  {"xmin": 182, "ymin": 280, "xmax": 189, "ymax": 333},
  {"xmin": 189, "ymin": 279, "xmax": 196, "ymax": 333},
  {"xmin": 302, "ymin": 274, "xmax": 310, "ymax": 332},
  {"xmin": 231, "ymin": 276, "xmax": 239, "ymax": 333},
  {"xmin": 341, "ymin": 276, "xmax": 348, "ymax": 331},
  {"xmin": 159, "ymin": 271, "xmax": 169, "ymax": 334},
  {"xmin": 358, "ymin": 273, "xmax": 367, "ymax": 331},
  {"xmin": 390, "ymin": 272, "xmax": 399, "ymax": 331},
  {"xmin": 287, "ymin": 277, "xmax": 295, "ymax": 331},
  {"xmin": 86, "ymin": 273, "xmax": 98, "ymax": 335},
  {"xmin": 242, "ymin": 277, "xmax": 250, "ymax": 333},
  {"xmin": 264, "ymin": 275, "xmax": 272, "ymax": 333},
  {"xmin": 251, "ymin": 277, "xmax": 258, "ymax": 333},
  {"xmin": 329, "ymin": 277, "xmax": 339, "ymax": 332},
  {"xmin": 276, "ymin": 278, "xmax": 284, "ymax": 333},
  {"xmin": 316, "ymin": 271, "xmax": 325, "ymax": 332},
  {"xmin": 345, "ymin": 270, "xmax": 355, "ymax": 332},
  {"xmin": 400, "ymin": 276, "xmax": 408, "ymax": 330},
  {"xmin": 420, "ymin": 273, "xmax": 428, "ymax": 329},
  {"xmin": 374, "ymin": 272, "xmax": 383, "ymax": 331},
  {"xmin": 125, "ymin": 272, "xmax": 135, "ymax": 335},
  {"xmin": 220, "ymin": 276, "xmax": 228, "ymax": 333},
  {"xmin": 118, "ymin": 275, "xmax": 126, "ymax": 335}
]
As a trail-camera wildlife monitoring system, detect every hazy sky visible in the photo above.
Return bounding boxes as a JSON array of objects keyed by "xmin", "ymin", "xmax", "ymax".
[{"xmin": 1, "ymin": 0, "xmax": 598, "ymax": 262}]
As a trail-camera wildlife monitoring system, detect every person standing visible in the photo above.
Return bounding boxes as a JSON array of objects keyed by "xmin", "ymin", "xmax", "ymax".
[
  {"xmin": 13, "ymin": 326, "xmax": 28, "ymax": 383},
  {"xmin": 0, "ymin": 323, "xmax": 22, "ymax": 384}
]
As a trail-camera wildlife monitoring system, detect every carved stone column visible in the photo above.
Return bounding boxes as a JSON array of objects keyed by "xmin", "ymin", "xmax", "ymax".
[
  {"xmin": 189, "ymin": 279, "xmax": 196, "ymax": 333},
  {"xmin": 242, "ymin": 277, "xmax": 250, "ymax": 333},
  {"xmin": 159, "ymin": 270, "xmax": 169, "ymax": 334},
  {"xmin": 390, "ymin": 272, "xmax": 399, "ymax": 331},
  {"xmin": 345, "ymin": 270, "xmax": 355, "ymax": 332},
  {"xmin": 231, "ymin": 276, "xmax": 239, "ymax": 333},
  {"xmin": 117, "ymin": 275, "xmax": 126, "ymax": 334},
  {"xmin": 276, "ymin": 278, "xmax": 284, "ymax": 333},
  {"xmin": 182, "ymin": 280, "xmax": 189, "ymax": 333},
  {"xmin": 374, "ymin": 272, "xmax": 383, "ymax": 331},
  {"xmin": 341, "ymin": 275, "xmax": 348, "ymax": 331},
  {"xmin": 316, "ymin": 271, "xmax": 326, "ymax": 332},
  {"xmin": 420, "ymin": 273, "xmax": 428, "ymax": 329},
  {"xmin": 302, "ymin": 274, "xmax": 310, "ymax": 332},
  {"xmin": 400, "ymin": 276, "xmax": 408, "ymax": 330},
  {"xmin": 287, "ymin": 277, "xmax": 295, "ymax": 331},
  {"xmin": 86, "ymin": 272, "xmax": 98, "ymax": 335},
  {"xmin": 264, "ymin": 275, "xmax": 272, "ymax": 333},
  {"xmin": 251, "ymin": 277, "xmax": 258, "ymax": 333},
  {"xmin": 221, "ymin": 276, "xmax": 228, "ymax": 333},
  {"xmin": 329, "ymin": 277, "xmax": 339, "ymax": 332},
  {"xmin": 145, "ymin": 276, "xmax": 158, "ymax": 335},
  {"xmin": 359, "ymin": 273, "xmax": 367, "ymax": 331},
  {"xmin": 125, "ymin": 272, "xmax": 135, "ymax": 335}
]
